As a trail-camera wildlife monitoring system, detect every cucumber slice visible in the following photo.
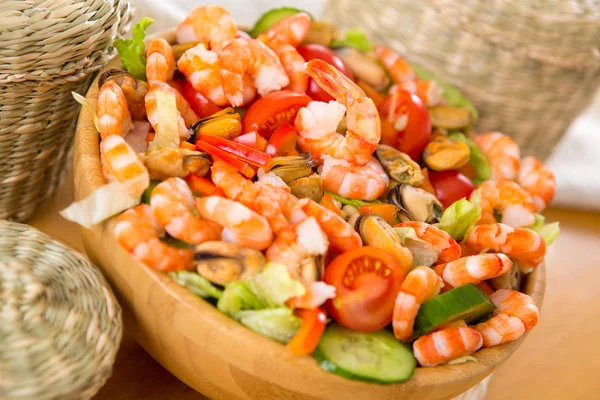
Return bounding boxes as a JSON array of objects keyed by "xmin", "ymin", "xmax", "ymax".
[
  {"xmin": 141, "ymin": 180, "xmax": 160, "ymax": 204},
  {"xmin": 413, "ymin": 283, "xmax": 496, "ymax": 338},
  {"xmin": 248, "ymin": 7, "xmax": 311, "ymax": 38},
  {"xmin": 315, "ymin": 324, "xmax": 416, "ymax": 384}
]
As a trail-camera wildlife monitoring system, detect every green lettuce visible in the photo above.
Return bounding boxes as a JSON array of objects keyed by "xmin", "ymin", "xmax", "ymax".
[
  {"xmin": 410, "ymin": 63, "xmax": 478, "ymax": 121},
  {"xmin": 325, "ymin": 191, "xmax": 382, "ymax": 210},
  {"xmin": 217, "ymin": 281, "xmax": 263, "ymax": 316},
  {"xmin": 330, "ymin": 28, "xmax": 373, "ymax": 53},
  {"xmin": 169, "ymin": 271, "xmax": 222, "ymax": 299},
  {"xmin": 449, "ymin": 132, "xmax": 491, "ymax": 181},
  {"xmin": 531, "ymin": 214, "xmax": 560, "ymax": 245},
  {"xmin": 435, "ymin": 189, "xmax": 482, "ymax": 241},
  {"xmin": 236, "ymin": 308, "xmax": 302, "ymax": 343},
  {"xmin": 114, "ymin": 17, "xmax": 154, "ymax": 80},
  {"xmin": 247, "ymin": 263, "xmax": 306, "ymax": 307}
]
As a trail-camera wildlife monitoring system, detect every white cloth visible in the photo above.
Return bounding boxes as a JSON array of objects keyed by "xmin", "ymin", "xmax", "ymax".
[{"xmin": 133, "ymin": 0, "xmax": 600, "ymax": 211}]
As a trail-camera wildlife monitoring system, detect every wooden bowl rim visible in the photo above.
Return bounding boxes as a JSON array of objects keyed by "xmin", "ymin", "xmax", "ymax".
[{"xmin": 72, "ymin": 29, "xmax": 546, "ymax": 399}]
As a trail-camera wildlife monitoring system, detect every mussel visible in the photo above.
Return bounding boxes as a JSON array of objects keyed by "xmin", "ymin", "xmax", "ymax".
[
  {"xmin": 299, "ymin": 256, "xmax": 325, "ymax": 283},
  {"xmin": 355, "ymin": 214, "xmax": 413, "ymax": 274},
  {"xmin": 190, "ymin": 108, "xmax": 242, "ymax": 139},
  {"xmin": 334, "ymin": 48, "xmax": 390, "ymax": 91},
  {"xmin": 490, "ymin": 262, "xmax": 521, "ymax": 290},
  {"xmin": 142, "ymin": 147, "xmax": 212, "ymax": 180},
  {"xmin": 388, "ymin": 184, "xmax": 443, "ymax": 224},
  {"xmin": 288, "ymin": 174, "xmax": 324, "ymax": 203},
  {"xmin": 98, "ymin": 69, "xmax": 148, "ymax": 119},
  {"xmin": 393, "ymin": 227, "xmax": 440, "ymax": 267},
  {"xmin": 429, "ymin": 105, "xmax": 472, "ymax": 130},
  {"xmin": 375, "ymin": 144, "xmax": 424, "ymax": 186},
  {"xmin": 301, "ymin": 21, "xmax": 340, "ymax": 47},
  {"xmin": 423, "ymin": 135, "xmax": 470, "ymax": 171},
  {"xmin": 194, "ymin": 241, "xmax": 266, "ymax": 285},
  {"xmin": 267, "ymin": 153, "xmax": 317, "ymax": 183}
]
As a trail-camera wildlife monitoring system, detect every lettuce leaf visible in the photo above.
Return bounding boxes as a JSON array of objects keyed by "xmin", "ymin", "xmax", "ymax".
[
  {"xmin": 531, "ymin": 214, "xmax": 560, "ymax": 245},
  {"xmin": 72, "ymin": 92, "xmax": 100, "ymax": 132},
  {"xmin": 410, "ymin": 63, "xmax": 478, "ymax": 121},
  {"xmin": 147, "ymin": 91, "xmax": 180, "ymax": 150},
  {"xmin": 217, "ymin": 281, "xmax": 263, "ymax": 316},
  {"xmin": 247, "ymin": 263, "xmax": 306, "ymax": 307},
  {"xmin": 449, "ymin": 132, "xmax": 491, "ymax": 181},
  {"xmin": 330, "ymin": 28, "xmax": 373, "ymax": 53},
  {"xmin": 435, "ymin": 189, "xmax": 482, "ymax": 241},
  {"xmin": 169, "ymin": 271, "xmax": 222, "ymax": 299},
  {"xmin": 325, "ymin": 191, "xmax": 382, "ymax": 210},
  {"xmin": 113, "ymin": 17, "xmax": 154, "ymax": 80},
  {"xmin": 59, "ymin": 181, "xmax": 139, "ymax": 228},
  {"xmin": 236, "ymin": 308, "xmax": 302, "ymax": 343}
]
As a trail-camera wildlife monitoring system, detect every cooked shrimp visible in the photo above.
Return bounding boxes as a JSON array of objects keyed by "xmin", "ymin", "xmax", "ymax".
[
  {"xmin": 517, "ymin": 156, "xmax": 556, "ymax": 212},
  {"xmin": 413, "ymin": 327, "xmax": 483, "ymax": 367},
  {"xmin": 210, "ymin": 159, "xmax": 259, "ymax": 205},
  {"xmin": 393, "ymin": 266, "xmax": 443, "ymax": 342},
  {"xmin": 254, "ymin": 182, "xmax": 299, "ymax": 233},
  {"xmin": 146, "ymin": 38, "xmax": 175, "ymax": 86},
  {"xmin": 466, "ymin": 223, "xmax": 546, "ymax": 273},
  {"xmin": 100, "ymin": 134, "xmax": 149, "ymax": 198},
  {"xmin": 98, "ymin": 81, "xmax": 132, "ymax": 138},
  {"xmin": 434, "ymin": 253, "xmax": 513, "ymax": 287},
  {"xmin": 219, "ymin": 38, "xmax": 289, "ymax": 107},
  {"xmin": 296, "ymin": 198, "xmax": 363, "ymax": 252},
  {"xmin": 150, "ymin": 178, "xmax": 222, "ymax": 244},
  {"xmin": 141, "ymin": 147, "xmax": 211, "ymax": 180},
  {"xmin": 177, "ymin": 44, "xmax": 228, "ymax": 106},
  {"xmin": 258, "ymin": 13, "xmax": 311, "ymax": 92},
  {"xmin": 145, "ymin": 82, "xmax": 198, "ymax": 139},
  {"xmin": 319, "ymin": 156, "xmax": 389, "ymax": 201},
  {"xmin": 176, "ymin": 4, "xmax": 237, "ymax": 51},
  {"xmin": 473, "ymin": 289, "xmax": 539, "ymax": 346},
  {"xmin": 395, "ymin": 221, "xmax": 461, "ymax": 264},
  {"xmin": 475, "ymin": 132, "xmax": 520, "ymax": 181},
  {"xmin": 266, "ymin": 217, "xmax": 329, "ymax": 277},
  {"xmin": 476, "ymin": 180, "xmax": 536, "ymax": 227},
  {"xmin": 114, "ymin": 204, "xmax": 194, "ymax": 271},
  {"xmin": 196, "ymin": 196, "xmax": 273, "ymax": 250},
  {"xmin": 296, "ymin": 60, "xmax": 381, "ymax": 166},
  {"xmin": 99, "ymin": 70, "xmax": 148, "ymax": 120}
]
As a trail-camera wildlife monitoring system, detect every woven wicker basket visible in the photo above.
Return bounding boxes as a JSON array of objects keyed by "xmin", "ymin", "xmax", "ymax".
[
  {"xmin": 0, "ymin": 0, "xmax": 133, "ymax": 222},
  {"xmin": 0, "ymin": 220, "xmax": 122, "ymax": 399},
  {"xmin": 323, "ymin": 0, "xmax": 600, "ymax": 160}
]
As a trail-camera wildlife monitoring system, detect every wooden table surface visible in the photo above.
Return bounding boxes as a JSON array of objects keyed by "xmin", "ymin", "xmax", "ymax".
[{"xmin": 28, "ymin": 165, "xmax": 600, "ymax": 400}]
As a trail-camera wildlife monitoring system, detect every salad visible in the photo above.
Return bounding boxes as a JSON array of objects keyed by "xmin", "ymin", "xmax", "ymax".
[{"xmin": 63, "ymin": 4, "xmax": 560, "ymax": 384}]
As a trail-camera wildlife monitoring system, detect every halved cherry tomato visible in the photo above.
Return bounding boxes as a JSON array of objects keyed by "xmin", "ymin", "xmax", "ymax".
[
  {"xmin": 287, "ymin": 308, "xmax": 327, "ymax": 356},
  {"xmin": 417, "ymin": 167, "xmax": 437, "ymax": 196},
  {"xmin": 182, "ymin": 80, "xmax": 223, "ymax": 119},
  {"xmin": 186, "ymin": 174, "xmax": 216, "ymax": 196},
  {"xmin": 359, "ymin": 204, "xmax": 398, "ymax": 225},
  {"xmin": 180, "ymin": 141, "xmax": 197, "ymax": 151},
  {"xmin": 297, "ymin": 44, "xmax": 353, "ymax": 102},
  {"xmin": 198, "ymin": 135, "xmax": 273, "ymax": 169},
  {"xmin": 242, "ymin": 90, "xmax": 311, "ymax": 139},
  {"xmin": 379, "ymin": 89, "xmax": 431, "ymax": 161},
  {"xmin": 233, "ymin": 131, "xmax": 268, "ymax": 152},
  {"xmin": 428, "ymin": 170, "xmax": 476, "ymax": 209},
  {"xmin": 196, "ymin": 140, "xmax": 256, "ymax": 178},
  {"xmin": 266, "ymin": 124, "xmax": 297, "ymax": 156},
  {"xmin": 319, "ymin": 193, "xmax": 342, "ymax": 217},
  {"xmin": 324, "ymin": 246, "xmax": 404, "ymax": 332},
  {"xmin": 380, "ymin": 118, "xmax": 398, "ymax": 147}
]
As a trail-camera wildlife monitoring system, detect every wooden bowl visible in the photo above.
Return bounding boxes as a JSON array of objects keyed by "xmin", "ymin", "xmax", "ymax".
[{"xmin": 73, "ymin": 30, "xmax": 546, "ymax": 400}]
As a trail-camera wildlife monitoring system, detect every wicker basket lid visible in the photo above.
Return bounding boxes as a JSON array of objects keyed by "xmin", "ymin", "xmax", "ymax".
[
  {"xmin": 0, "ymin": 0, "xmax": 132, "ymax": 83},
  {"xmin": 0, "ymin": 221, "xmax": 122, "ymax": 399}
]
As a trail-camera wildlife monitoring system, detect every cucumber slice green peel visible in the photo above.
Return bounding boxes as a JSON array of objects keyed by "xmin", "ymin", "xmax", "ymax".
[
  {"xmin": 248, "ymin": 7, "xmax": 313, "ymax": 38},
  {"xmin": 314, "ymin": 324, "xmax": 416, "ymax": 384},
  {"xmin": 413, "ymin": 283, "xmax": 496, "ymax": 339}
]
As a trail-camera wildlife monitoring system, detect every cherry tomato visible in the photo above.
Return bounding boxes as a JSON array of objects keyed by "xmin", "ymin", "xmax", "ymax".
[
  {"xmin": 182, "ymin": 81, "xmax": 222, "ymax": 119},
  {"xmin": 287, "ymin": 308, "xmax": 327, "ymax": 356},
  {"xmin": 379, "ymin": 89, "xmax": 431, "ymax": 161},
  {"xmin": 428, "ymin": 170, "xmax": 476, "ymax": 209},
  {"xmin": 242, "ymin": 90, "xmax": 311, "ymax": 138},
  {"xmin": 296, "ymin": 44, "xmax": 353, "ymax": 102},
  {"xmin": 324, "ymin": 246, "xmax": 404, "ymax": 332},
  {"xmin": 266, "ymin": 124, "xmax": 297, "ymax": 156}
]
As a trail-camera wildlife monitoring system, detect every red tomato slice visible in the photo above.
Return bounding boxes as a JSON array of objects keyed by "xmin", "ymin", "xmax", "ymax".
[
  {"xmin": 428, "ymin": 170, "xmax": 476, "ymax": 209},
  {"xmin": 242, "ymin": 90, "xmax": 311, "ymax": 139},
  {"xmin": 297, "ymin": 44, "xmax": 354, "ymax": 102},
  {"xmin": 186, "ymin": 174, "xmax": 217, "ymax": 196},
  {"xmin": 198, "ymin": 135, "xmax": 273, "ymax": 169},
  {"xmin": 233, "ymin": 131, "xmax": 268, "ymax": 152},
  {"xmin": 324, "ymin": 246, "xmax": 404, "ymax": 332},
  {"xmin": 287, "ymin": 308, "xmax": 327, "ymax": 356},
  {"xmin": 182, "ymin": 81, "xmax": 223, "ymax": 119},
  {"xmin": 196, "ymin": 140, "xmax": 256, "ymax": 178},
  {"xmin": 266, "ymin": 124, "xmax": 298, "ymax": 156},
  {"xmin": 379, "ymin": 89, "xmax": 431, "ymax": 161}
]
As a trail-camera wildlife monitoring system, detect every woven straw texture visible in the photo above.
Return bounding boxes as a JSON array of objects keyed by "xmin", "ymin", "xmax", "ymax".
[
  {"xmin": 0, "ymin": 220, "xmax": 122, "ymax": 400},
  {"xmin": 323, "ymin": 0, "xmax": 600, "ymax": 160},
  {"xmin": 0, "ymin": 0, "xmax": 133, "ymax": 222}
]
